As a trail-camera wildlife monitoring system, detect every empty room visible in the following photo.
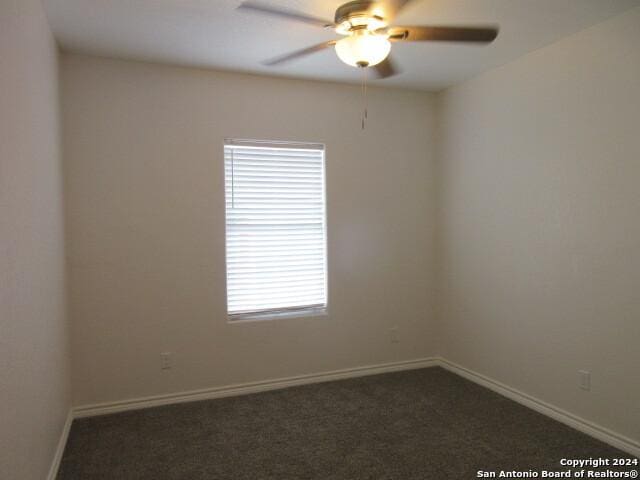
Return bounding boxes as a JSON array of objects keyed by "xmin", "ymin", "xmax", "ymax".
[{"xmin": 2, "ymin": 0, "xmax": 639, "ymax": 478}]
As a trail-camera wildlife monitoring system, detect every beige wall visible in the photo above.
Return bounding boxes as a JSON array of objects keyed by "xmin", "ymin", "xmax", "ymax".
[
  {"xmin": 59, "ymin": 3, "xmax": 639, "ymax": 449},
  {"xmin": 61, "ymin": 54, "xmax": 438, "ymax": 406},
  {"xmin": 0, "ymin": 1, "xmax": 71, "ymax": 478},
  {"xmin": 436, "ymin": 6, "xmax": 640, "ymax": 443}
]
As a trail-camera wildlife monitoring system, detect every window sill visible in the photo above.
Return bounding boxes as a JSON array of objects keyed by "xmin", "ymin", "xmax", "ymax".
[{"xmin": 227, "ymin": 306, "xmax": 328, "ymax": 324}]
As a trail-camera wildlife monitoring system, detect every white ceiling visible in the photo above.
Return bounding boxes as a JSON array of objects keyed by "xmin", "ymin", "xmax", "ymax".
[{"xmin": 44, "ymin": 0, "xmax": 639, "ymax": 91}]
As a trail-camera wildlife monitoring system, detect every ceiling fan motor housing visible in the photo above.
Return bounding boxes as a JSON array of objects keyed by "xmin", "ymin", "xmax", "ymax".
[{"xmin": 334, "ymin": 0, "xmax": 381, "ymax": 25}]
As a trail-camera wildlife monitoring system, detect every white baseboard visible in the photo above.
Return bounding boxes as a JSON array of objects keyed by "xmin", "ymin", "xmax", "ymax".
[
  {"xmin": 73, "ymin": 357, "xmax": 438, "ymax": 418},
  {"xmin": 70, "ymin": 356, "xmax": 638, "ymax": 459},
  {"xmin": 438, "ymin": 357, "xmax": 640, "ymax": 458},
  {"xmin": 46, "ymin": 409, "xmax": 73, "ymax": 480}
]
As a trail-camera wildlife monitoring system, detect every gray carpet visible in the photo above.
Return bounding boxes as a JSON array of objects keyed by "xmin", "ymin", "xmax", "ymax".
[{"xmin": 57, "ymin": 367, "xmax": 635, "ymax": 479}]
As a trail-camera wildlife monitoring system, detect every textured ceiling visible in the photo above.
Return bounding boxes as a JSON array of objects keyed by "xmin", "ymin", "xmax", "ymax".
[{"xmin": 44, "ymin": 0, "xmax": 639, "ymax": 90}]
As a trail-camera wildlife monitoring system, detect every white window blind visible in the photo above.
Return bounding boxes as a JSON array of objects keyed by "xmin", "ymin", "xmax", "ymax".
[{"xmin": 224, "ymin": 139, "xmax": 327, "ymax": 320}]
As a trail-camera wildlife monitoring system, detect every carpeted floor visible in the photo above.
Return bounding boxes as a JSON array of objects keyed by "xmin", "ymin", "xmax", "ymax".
[{"xmin": 57, "ymin": 367, "xmax": 634, "ymax": 479}]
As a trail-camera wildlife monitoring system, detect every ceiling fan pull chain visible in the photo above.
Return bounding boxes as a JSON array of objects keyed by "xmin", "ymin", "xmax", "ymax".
[
  {"xmin": 365, "ymin": 66, "xmax": 368, "ymax": 121},
  {"xmin": 361, "ymin": 65, "xmax": 368, "ymax": 130}
]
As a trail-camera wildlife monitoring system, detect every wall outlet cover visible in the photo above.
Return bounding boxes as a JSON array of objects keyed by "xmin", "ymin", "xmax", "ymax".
[
  {"xmin": 579, "ymin": 370, "xmax": 591, "ymax": 391},
  {"xmin": 160, "ymin": 352, "xmax": 172, "ymax": 370}
]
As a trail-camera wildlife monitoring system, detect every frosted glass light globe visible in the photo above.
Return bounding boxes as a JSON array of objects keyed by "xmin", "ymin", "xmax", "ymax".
[{"xmin": 335, "ymin": 32, "xmax": 391, "ymax": 68}]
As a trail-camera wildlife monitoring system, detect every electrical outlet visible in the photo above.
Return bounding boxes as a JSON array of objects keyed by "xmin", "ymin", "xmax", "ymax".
[
  {"xmin": 389, "ymin": 326, "xmax": 399, "ymax": 344},
  {"xmin": 579, "ymin": 370, "xmax": 591, "ymax": 391},
  {"xmin": 160, "ymin": 352, "xmax": 172, "ymax": 370}
]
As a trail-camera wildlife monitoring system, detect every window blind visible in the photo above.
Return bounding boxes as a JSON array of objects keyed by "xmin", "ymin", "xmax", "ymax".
[{"xmin": 224, "ymin": 140, "xmax": 327, "ymax": 319}]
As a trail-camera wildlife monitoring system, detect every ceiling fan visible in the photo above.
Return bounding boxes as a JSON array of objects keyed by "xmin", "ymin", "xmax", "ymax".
[{"xmin": 237, "ymin": 0, "xmax": 499, "ymax": 78}]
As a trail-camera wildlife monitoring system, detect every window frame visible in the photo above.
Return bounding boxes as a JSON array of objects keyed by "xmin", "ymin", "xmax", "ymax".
[{"xmin": 223, "ymin": 138, "xmax": 329, "ymax": 323}]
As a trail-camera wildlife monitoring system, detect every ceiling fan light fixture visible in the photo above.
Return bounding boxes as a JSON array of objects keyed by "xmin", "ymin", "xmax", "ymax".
[{"xmin": 335, "ymin": 31, "xmax": 391, "ymax": 68}]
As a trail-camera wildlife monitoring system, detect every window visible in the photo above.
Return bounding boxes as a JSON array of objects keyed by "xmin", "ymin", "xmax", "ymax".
[{"xmin": 224, "ymin": 139, "xmax": 327, "ymax": 321}]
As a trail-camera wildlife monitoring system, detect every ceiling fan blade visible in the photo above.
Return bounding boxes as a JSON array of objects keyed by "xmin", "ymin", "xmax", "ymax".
[
  {"xmin": 263, "ymin": 41, "xmax": 336, "ymax": 66},
  {"xmin": 237, "ymin": 1, "xmax": 334, "ymax": 28},
  {"xmin": 372, "ymin": 55, "xmax": 399, "ymax": 79},
  {"xmin": 389, "ymin": 25, "xmax": 499, "ymax": 43},
  {"xmin": 373, "ymin": 0, "xmax": 415, "ymax": 22}
]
